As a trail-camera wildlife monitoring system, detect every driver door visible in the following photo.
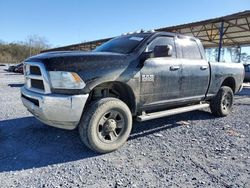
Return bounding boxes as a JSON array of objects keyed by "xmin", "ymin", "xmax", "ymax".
[{"xmin": 140, "ymin": 36, "xmax": 182, "ymax": 109}]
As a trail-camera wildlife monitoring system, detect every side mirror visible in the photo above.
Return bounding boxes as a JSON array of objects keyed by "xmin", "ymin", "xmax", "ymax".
[
  {"xmin": 140, "ymin": 51, "xmax": 153, "ymax": 62},
  {"xmin": 154, "ymin": 45, "xmax": 173, "ymax": 58}
]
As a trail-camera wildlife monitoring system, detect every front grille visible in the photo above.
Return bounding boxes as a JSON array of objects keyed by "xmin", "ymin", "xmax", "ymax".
[
  {"xmin": 24, "ymin": 62, "xmax": 51, "ymax": 94},
  {"xmin": 21, "ymin": 94, "xmax": 39, "ymax": 106},
  {"xmin": 31, "ymin": 80, "xmax": 45, "ymax": 90},
  {"xmin": 30, "ymin": 66, "xmax": 41, "ymax": 75}
]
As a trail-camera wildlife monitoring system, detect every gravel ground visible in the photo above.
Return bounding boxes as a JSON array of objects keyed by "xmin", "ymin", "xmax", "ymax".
[{"xmin": 0, "ymin": 65, "xmax": 249, "ymax": 188}]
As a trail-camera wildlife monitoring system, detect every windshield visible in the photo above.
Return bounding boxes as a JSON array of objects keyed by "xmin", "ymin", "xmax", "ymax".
[{"xmin": 94, "ymin": 34, "xmax": 150, "ymax": 54}]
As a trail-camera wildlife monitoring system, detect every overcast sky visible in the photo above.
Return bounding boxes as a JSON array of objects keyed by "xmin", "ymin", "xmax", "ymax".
[{"xmin": 0, "ymin": 0, "xmax": 249, "ymax": 47}]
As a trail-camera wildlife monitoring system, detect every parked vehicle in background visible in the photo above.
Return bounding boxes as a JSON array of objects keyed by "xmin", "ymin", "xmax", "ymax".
[
  {"xmin": 7, "ymin": 63, "xmax": 24, "ymax": 73},
  {"xmin": 7, "ymin": 65, "xmax": 16, "ymax": 72},
  {"xmin": 244, "ymin": 64, "xmax": 250, "ymax": 82},
  {"xmin": 21, "ymin": 31, "xmax": 244, "ymax": 153},
  {"xmin": 13, "ymin": 63, "xmax": 24, "ymax": 74}
]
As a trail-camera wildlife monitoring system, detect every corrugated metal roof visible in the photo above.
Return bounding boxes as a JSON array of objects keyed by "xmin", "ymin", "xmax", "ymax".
[
  {"xmin": 43, "ymin": 10, "xmax": 250, "ymax": 52},
  {"xmin": 156, "ymin": 10, "xmax": 250, "ymax": 48}
]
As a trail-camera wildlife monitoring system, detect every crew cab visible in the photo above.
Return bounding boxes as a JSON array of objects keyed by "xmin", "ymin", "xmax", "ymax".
[{"xmin": 21, "ymin": 31, "xmax": 244, "ymax": 153}]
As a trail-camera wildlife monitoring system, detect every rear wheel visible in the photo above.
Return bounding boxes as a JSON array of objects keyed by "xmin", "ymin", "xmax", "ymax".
[
  {"xmin": 78, "ymin": 97, "xmax": 132, "ymax": 153},
  {"xmin": 210, "ymin": 86, "xmax": 234, "ymax": 117}
]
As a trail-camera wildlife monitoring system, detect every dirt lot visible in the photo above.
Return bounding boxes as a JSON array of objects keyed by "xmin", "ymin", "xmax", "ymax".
[{"xmin": 0, "ymin": 65, "xmax": 249, "ymax": 188}]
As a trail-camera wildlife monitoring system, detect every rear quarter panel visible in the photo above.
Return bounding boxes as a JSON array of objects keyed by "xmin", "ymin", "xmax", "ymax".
[{"xmin": 207, "ymin": 62, "xmax": 244, "ymax": 96}]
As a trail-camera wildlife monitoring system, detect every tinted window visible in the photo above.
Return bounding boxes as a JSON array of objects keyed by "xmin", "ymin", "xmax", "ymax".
[
  {"xmin": 179, "ymin": 38, "xmax": 202, "ymax": 59},
  {"xmin": 146, "ymin": 36, "xmax": 176, "ymax": 57},
  {"xmin": 94, "ymin": 34, "xmax": 150, "ymax": 54}
]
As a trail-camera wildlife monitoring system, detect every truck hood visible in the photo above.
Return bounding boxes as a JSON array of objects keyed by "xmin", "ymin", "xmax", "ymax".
[{"xmin": 25, "ymin": 51, "xmax": 130, "ymax": 72}]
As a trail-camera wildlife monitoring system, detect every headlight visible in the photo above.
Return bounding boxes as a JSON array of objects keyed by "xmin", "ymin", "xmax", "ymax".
[{"xmin": 49, "ymin": 71, "xmax": 85, "ymax": 89}]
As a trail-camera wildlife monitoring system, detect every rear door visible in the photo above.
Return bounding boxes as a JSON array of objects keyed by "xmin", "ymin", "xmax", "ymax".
[{"xmin": 177, "ymin": 37, "xmax": 210, "ymax": 100}]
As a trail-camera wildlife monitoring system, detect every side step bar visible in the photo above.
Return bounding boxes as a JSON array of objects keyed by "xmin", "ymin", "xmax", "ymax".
[{"xmin": 137, "ymin": 103, "xmax": 210, "ymax": 122}]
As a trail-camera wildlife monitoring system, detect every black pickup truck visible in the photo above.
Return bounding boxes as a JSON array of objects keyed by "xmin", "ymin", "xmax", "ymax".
[{"xmin": 21, "ymin": 31, "xmax": 244, "ymax": 153}]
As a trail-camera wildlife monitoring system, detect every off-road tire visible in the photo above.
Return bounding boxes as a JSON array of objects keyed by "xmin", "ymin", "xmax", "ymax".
[
  {"xmin": 210, "ymin": 86, "xmax": 234, "ymax": 117},
  {"xmin": 78, "ymin": 97, "xmax": 132, "ymax": 153}
]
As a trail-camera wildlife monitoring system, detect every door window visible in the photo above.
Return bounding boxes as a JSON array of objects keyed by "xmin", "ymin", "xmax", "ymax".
[{"xmin": 179, "ymin": 38, "xmax": 202, "ymax": 59}]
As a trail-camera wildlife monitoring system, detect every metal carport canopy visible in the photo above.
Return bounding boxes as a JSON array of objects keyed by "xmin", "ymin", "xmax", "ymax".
[
  {"xmin": 42, "ymin": 10, "xmax": 250, "ymax": 53},
  {"xmin": 156, "ymin": 10, "xmax": 250, "ymax": 48}
]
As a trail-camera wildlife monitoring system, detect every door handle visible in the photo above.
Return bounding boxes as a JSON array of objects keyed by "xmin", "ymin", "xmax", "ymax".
[
  {"xmin": 200, "ymin": 66, "xmax": 208, "ymax": 70},
  {"xmin": 170, "ymin": 65, "xmax": 180, "ymax": 71}
]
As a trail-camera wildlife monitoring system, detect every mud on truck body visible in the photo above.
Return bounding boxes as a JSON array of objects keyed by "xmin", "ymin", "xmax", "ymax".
[{"xmin": 21, "ymin": 31, "xmax": 244, "ymax": 153}]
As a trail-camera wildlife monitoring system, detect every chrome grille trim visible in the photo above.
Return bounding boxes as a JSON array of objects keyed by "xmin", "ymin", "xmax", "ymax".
[{"xmin": 24, "ymin": 62, "xmax": 51, "ymax": 94}]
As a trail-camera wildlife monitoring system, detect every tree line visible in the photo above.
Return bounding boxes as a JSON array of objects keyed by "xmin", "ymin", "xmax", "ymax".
[
  {"xmin": 205, "ymin": 47, "xmax": 250, "ymax": 63},
  {"xmin": 0, "ymin": 35, "xmax": 50, "ymax": 64}
]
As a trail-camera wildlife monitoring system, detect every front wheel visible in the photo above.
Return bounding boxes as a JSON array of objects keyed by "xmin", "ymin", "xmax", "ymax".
[
  {"xmin": 78, "ymin": 97, "xmax": 132, "ymax": 153},
  {"xmin": 210, "ymin": 86, "xmax": 234, "ymax": 117}
]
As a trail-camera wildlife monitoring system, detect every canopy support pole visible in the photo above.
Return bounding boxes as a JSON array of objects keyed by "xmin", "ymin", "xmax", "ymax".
[
  {"xmin": 237, "ymin": 46, "xmax": 241, "ymax": 63},
  {"xmin": 218, "ymin": 21, "xmax": 224, "ymax": 62}
]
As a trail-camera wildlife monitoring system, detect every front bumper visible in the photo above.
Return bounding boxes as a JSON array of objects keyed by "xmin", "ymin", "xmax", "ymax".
[{"xmin": 21, "ymin": 87, "xmax": 89, "ymax": 130}]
